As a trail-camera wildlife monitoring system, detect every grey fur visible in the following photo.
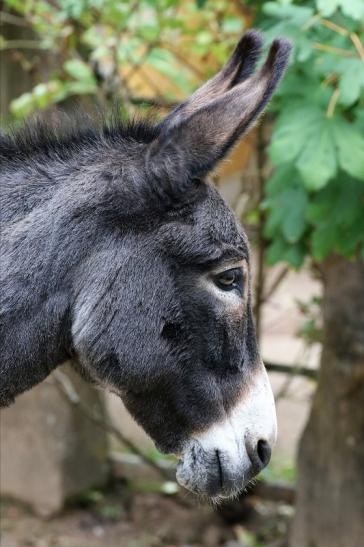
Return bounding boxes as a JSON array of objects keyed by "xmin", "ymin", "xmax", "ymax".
[{"xmin": 0, "ymin": 32, "xmax": 291, "ymax": 489}]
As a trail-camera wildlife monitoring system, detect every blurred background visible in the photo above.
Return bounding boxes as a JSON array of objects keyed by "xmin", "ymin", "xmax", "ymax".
[{"xmin": 1, "ymin": 1, "xmax": 363, "ymax": 546}]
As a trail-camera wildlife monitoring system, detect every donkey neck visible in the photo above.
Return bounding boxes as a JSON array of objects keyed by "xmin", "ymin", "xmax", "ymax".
[{"xmin": 0, "ymin": 153, "xmax": 108, "ymax": 406}]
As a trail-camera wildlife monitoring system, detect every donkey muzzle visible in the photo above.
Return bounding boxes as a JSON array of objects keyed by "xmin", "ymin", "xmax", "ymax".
[{"xmin": 176, "ymin": 365, "xmax": 277, "ymax": 498}]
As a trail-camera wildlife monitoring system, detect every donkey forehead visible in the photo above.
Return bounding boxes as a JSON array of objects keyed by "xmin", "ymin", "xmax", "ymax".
[{"xmin": 157, "ymin": 183, "xmax": 249, "ymax": 264}]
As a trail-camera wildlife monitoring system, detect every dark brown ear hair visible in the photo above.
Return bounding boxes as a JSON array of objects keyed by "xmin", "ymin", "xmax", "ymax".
[{"xmin": 147, "ymin": 31, "xmax": 291, "ymax": 195}]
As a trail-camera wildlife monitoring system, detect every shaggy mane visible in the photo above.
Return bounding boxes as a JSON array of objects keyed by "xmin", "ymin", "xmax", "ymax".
[{"xmin": 0, "ymin": 107, "xmax": 159, "ymax": 165}]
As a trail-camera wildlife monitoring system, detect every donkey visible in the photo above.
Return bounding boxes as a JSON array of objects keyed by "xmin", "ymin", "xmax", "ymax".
[{"xmin": 0, "ymin": 31, "xmax": 291, "ymax": 499}]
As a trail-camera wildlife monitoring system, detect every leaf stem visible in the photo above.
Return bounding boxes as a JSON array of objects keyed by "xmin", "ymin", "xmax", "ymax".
[
  {"xmin": 319, "ymin": 18, "xmax": 349, "ymax": 37},
  {"xmin": 350, "ymin": 33, "xmax": 364, "ymax": 63},
  {"xmin": 313, "ymin": 42, "xmax": 355, "ymax": 58},
  {"xmin": 326, "ymin": 88, "xmax": 340, "ymax": 118}
]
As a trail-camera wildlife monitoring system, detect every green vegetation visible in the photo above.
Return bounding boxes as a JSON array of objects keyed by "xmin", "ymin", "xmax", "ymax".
[
  {"xmin": 2, "ymin": 0, "xmax": 362, "ymax": 267},
  {"xmin": 258, "ymin": 0, "xmax": 364, "ymax": 266},
  {"xmin": 2, "ymin": 0, "xmax": 243, "ymax": 118}
]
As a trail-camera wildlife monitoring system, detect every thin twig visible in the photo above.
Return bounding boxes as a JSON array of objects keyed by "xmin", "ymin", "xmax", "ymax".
[
  {"xmin": 123, "ymin": 42, "xmax": 157, "ymax": 82},
  {"xmin": 0, "ymin": 39, "xmax": 46, "ymax": 50},
  {"xmin": 253, "ymin": 480, "xmax": 295, "ymax": 504},
  {"xmin": 135, "ymin": 65, "xmax": 166, "ymax": 99},
  {"xmin": 350, "ymin": 33, "xmax": 364, "ymax": 63},
  {"xmin": 52, "ymin": 370, "xmax": 192, "ymax": 508},
  {"xmin": 53, "ymin": 370, "xmax": 170, "ymax": 481},
  {"xmin": 164, "ymin": 44, "xmax": 205, "ymax": 79},
  {"xmin": 129, "ymin": 95, "xmax": 177, "ymax": 109},
  {"xmin": 313, "ymin": 42, "xmax": 355, "ymax": 58},
  {"xmin": 265, "ymin": 361, "xmax": 317, "ymax": 380},
  {"xmin": 274, "ymin": 368, "xmax": 295, "ymax": 402},
  {"xmin": 262, "ymin": 266, "xmax": 290, "ymax": 304},
  {"xmin": 0, "ymin": 11, "xmax": 30, "ymax": 27},
  {"xmin": 319, "ymin": 18, "xmax": 349, "ymax": 37},
  {"xmin": 318, "ymin": 19, "xmax": 364, "ymax": 62},
  {"xmin": 326, "ymin": 87, "xmax": 340, "ymax": 118}
]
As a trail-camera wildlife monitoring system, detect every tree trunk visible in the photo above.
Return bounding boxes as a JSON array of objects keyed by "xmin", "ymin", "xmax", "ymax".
[{"xmin": 291, "ymin": 256, "xmax": 364, "ymax": 547}]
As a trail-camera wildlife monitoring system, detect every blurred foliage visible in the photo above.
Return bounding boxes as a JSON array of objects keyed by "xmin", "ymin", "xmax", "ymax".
[
  {"xmin": 1, "ymin": 0, "xmax": 364, "ymax": 268},
  {"xmin": 1, "ymin": 0, "xmax": 245, "ymax": 118},
  {"xmin": 258, "ymin": 0, "xmax": 364, "ymax": 267}
]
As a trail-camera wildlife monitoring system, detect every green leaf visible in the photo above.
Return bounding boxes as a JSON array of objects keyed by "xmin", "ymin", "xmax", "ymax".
[
  {"xmin": 282, "ymin": 188, "xmax": 308, "ymax": 243},
  {"xmin": 264, "ymin": 166, "xmax": 308, "ymax": 244},
  {"xmin": 333, "ymin": 119, "xmax": 364, "ymax": 181},
  {"xmin": 65, "ymin": 80, "xmax": 97, "ymax": 95},
  {"xmin": 263, "ymin": 3, "xmax": 314, "ymax": 26},
  {"xmin": 307, "ymin": 175, "xmax": 364, "ymax": 259},
  {"xmin": 265, "ymin": 165, "xmax": 298, "ymax": 196},
  {"xmin": 316, "ymin": 0, "xmax": 340, "ymax": 16},
  {"xmin": 283, "ymin": 244, "xmax": 306, "ymax": 268},
  {"xmin": 10, "ymin": 80, "xmax": 68, "ymax": 118},
  {"xmin": 337, "ymin": 59, "xmax": 364, "ymax": 106},
  {"xmin": 266, "ymin": 236, "xmax": 288, "ymax": 265},
  {"xmin": 269, "ymin": 105, "xmax": 322, "ymax": 166},
  {"xmin": 10, "ymin": 92, "xmax": 34, "ymax": 118},
  {"xmin": 64, "ymin": 59, "xmax": 95, "ymax": 82},
  {"xmin": 317, "ymin": 0, "xmax": 364, "ymax": 19},
  {"xmin": 221, "ymin": 16, "xmax": 244, "ymax": 34},
  {"xmin": 270, "ymin": 106, "xmax": 338, "ymax": 190},
  {"xmin": 266, "ymin": 237, "xmax": 305, "ymax": 268},
  {"xmin": 296, "ymin": 117, "xmax": 337, "ymax": 190},
  {"xmin": 340, "ymin": 0, "xmax": 364, "ymax": 20}
]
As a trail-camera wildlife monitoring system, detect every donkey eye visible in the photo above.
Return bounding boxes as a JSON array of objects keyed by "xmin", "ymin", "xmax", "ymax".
[{"xmin": 214, "ymin": 268, "xmax": 243, "ymax": 294}]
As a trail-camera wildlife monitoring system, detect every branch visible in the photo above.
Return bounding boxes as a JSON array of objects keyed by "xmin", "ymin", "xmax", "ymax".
[
  {"xmin": 313, "ymin": 42, "xmax": 356, "ymax": 58},
  {"xmin": 52, "ymin": 370, "xmax": 192, "ymax": 508},
  {"xmin": 319, "ymin": 18, "xmax": 349, "ymax": 37},
  {"xmin": 265, "ymin": 361, "xmax": 317, "ymax": 380},
  {"xmin": 53, "ymin": 370, "xmax": 170, "ymax": 480},
  {"xmin": 350, "ymin": 33, "xmax": 364, "ymax": 63},
  {"xmin": 318, "ymin": 19, "xmax": 364, "ymax": 62},
  {"xmin": 262, "ymin": 266, "xmax": 290, "ymax": 303},
  {"xmin": 252, "ymin": 479, "xmax": 295, "ymax": 504},
  {"xmin": 0, "ymin": 39, "xmax": 46, "ymax": 50},
  {"xmin": 163, "ymin": 44, "xmax": 205, "ymax": 79},
  {"xmin": 129, "ymin": 95, "xmax": 177, "ymax": 109},
  {"xmin": 0, "ymin": 11, "xmax": 30, "ymax": 27}
]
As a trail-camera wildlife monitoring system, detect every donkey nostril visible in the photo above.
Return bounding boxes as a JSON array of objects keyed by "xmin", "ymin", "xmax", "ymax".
[
  {"xmin": 256, "ymin": 439, "xmax": 271, "ymax": 469},
  {"xmin": 246, "ymin": 438, "xmax": 272, "ymax": 473}
]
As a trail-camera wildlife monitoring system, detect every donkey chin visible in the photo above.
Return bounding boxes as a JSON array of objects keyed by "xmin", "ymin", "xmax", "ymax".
[{"xmin": 176, "ymin": 365, "xmax": 277, "ymax": 499}]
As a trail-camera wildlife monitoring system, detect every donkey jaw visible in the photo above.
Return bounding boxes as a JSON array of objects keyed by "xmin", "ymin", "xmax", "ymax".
[{"xmin": 176, "ymin": 365, "xmax": 277, "ymax": 499}]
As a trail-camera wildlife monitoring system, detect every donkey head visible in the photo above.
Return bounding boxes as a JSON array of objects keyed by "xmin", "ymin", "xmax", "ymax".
[{"xmin": 72, "ymin": 31, "xmax": 291, "ymax": 499}]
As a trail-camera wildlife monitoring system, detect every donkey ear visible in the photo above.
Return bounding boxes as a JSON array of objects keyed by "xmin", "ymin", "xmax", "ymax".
[
  {"xmin": 147, "ymin": 34, "xmax": 291, "ymax": 190},
  {"xmin": 158, "ymin": 30, "xmax": 263, "ymax": 134}
]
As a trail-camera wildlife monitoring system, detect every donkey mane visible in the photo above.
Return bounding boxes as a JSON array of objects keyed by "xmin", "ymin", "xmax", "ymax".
[{"xmin": 0, "ymin": 109, "xmax": 159, "ymax": 167}]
